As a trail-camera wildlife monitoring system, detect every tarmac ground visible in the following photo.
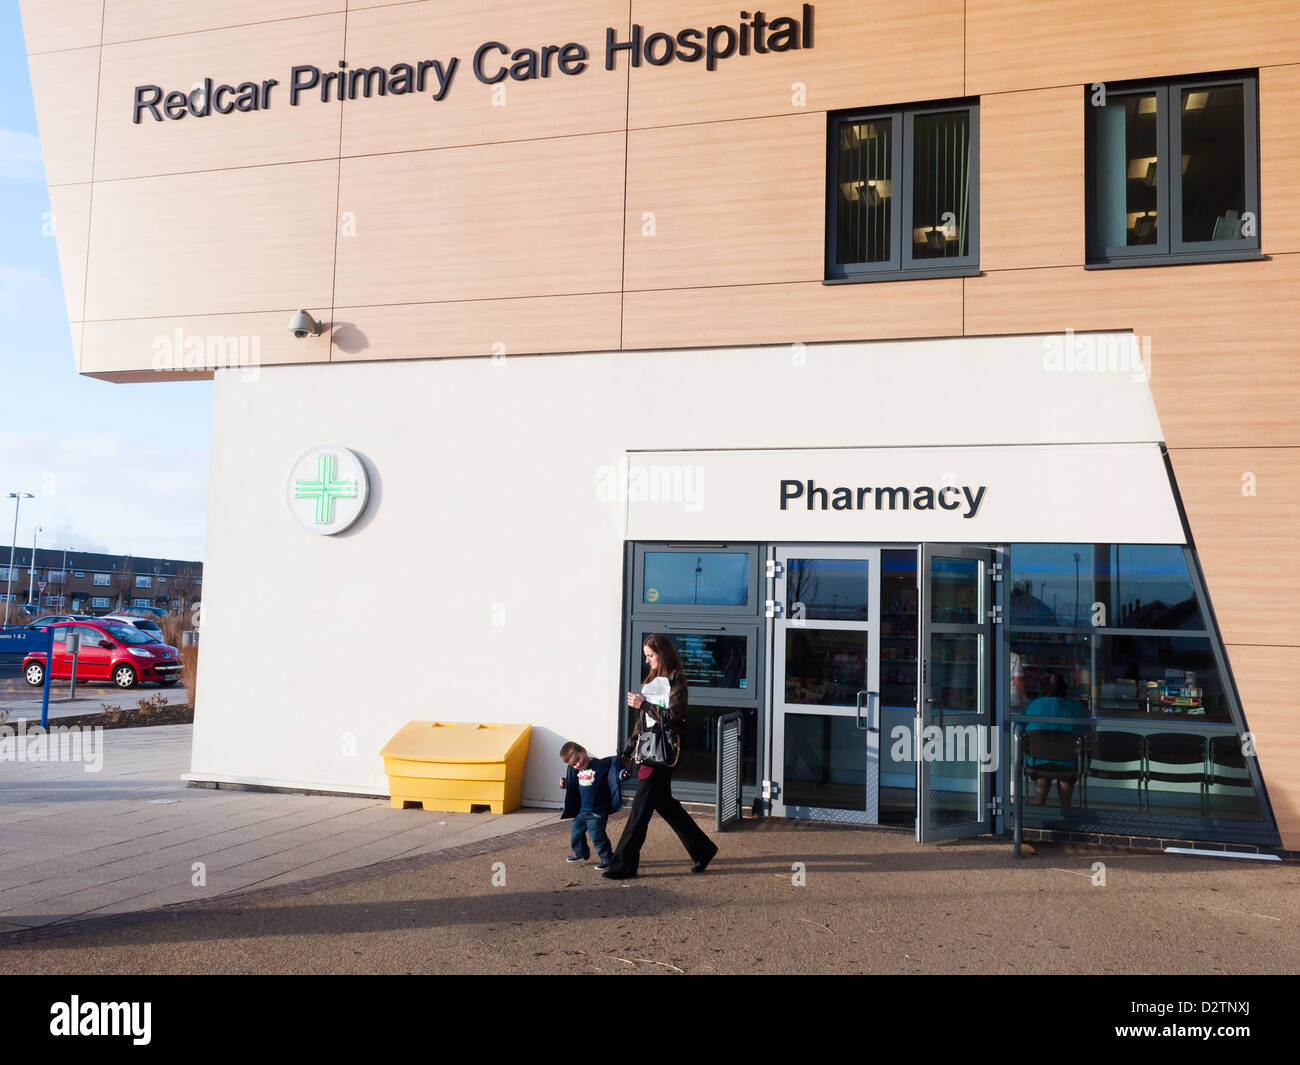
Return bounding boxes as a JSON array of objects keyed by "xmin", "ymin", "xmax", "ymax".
[{"xmin": 2, "ymin": 809, "xmax": 1296, "ymax": 975}]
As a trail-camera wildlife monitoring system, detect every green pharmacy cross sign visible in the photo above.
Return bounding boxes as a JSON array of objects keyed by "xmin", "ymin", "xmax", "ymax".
[
  {"xmin": 294, "ymin": 453, "xmax": 358, "ymax": 524},
  {"xmin": 286, "ymin": 446, "xmax": 370, "ymax": 535}
]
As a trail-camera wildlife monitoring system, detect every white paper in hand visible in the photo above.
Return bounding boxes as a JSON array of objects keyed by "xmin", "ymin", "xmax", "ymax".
[{"xmin": 641, "ymin": 676, "xmax": 671, "ymax": 728}]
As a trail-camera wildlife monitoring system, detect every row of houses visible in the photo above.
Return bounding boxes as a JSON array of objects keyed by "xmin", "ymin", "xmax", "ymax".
[{"xmin": 0, "ymin": 548, "xmax": 202, "ymax": 617}]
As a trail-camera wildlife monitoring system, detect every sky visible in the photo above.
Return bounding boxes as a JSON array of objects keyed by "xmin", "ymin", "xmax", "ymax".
[{"xmin": 0, "ymin": 0, "xmax": 211, "ymax": 563}]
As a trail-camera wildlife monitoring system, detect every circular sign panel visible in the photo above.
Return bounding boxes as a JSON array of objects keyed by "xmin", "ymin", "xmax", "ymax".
[{"xmin": 286, "ymin": 446, "xmax": 370, "ymax": 535}]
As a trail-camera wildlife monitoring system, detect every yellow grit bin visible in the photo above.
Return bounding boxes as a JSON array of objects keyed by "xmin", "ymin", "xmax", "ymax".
[{"xmin": 381, "ymin": 721, "xmax": 532, "ymax": 814}]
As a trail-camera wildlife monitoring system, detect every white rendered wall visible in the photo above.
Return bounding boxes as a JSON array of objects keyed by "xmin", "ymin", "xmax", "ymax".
[{"xmin": 187, "ymin": 332, "xmax": 1168, "ymax": 800}]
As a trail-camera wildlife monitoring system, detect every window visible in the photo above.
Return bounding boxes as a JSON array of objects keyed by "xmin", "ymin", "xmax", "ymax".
[
  {"xmin": 826, "ymin": 99, "xmax": 979, "ymax": 281},
  {"xmin": 1086, "ymin": 72, "xmax": 1259, "ymax": 266},
  {"xmin": 641, "ymin": 550, "xmax": 751, "ymax": 608},
  {"xmin": 132, "ymin": 598, "xmax": 150, "ymax": 608},
  {"xmin": 74, "ymin": 571, "xmax": 84, "ymax": 577},
  {"xmin": 135, "ymin": 575, "xmax": 152, "ymax": 588},
  {"xmin": 91, "ymin": 597, "xmax": 110, "ymax": 609},
  {"xmin": 1008, "ymin": 542, "xmax": 1271, "ymax": 836},
  {"xmin": 0, "ymin": 568, "xmax": 11, "ymax": 582},
  {"xmin": 93, "ymin": 573, "xmax": 110, "ymax": 586},
  {"xmin": 158, "ymin": 576, "xmax": 166, "ymax": 584}
]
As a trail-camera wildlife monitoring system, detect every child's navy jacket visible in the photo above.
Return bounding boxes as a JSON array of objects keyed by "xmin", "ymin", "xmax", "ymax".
[{"xmin": 560, "ymin": 756, "xmax": 624, "ymax": 819}]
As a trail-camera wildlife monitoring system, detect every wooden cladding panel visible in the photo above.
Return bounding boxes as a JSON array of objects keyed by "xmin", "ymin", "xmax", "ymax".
[
  {"xmin": 340, "ymin": 0, "xmax": 630, "ymax": 157},
  {"xmin": 622, "ymin": 277, "xmax": 963, "ymax": 351},
  {"xmin": 626, "ymin": 0, "xmax": 964, "ymax": 128},
  {"xmin": 100, "ymin": 1, "xmax": 342, "ymax": 46},
  {"xmin": 48, "ymin": 183, "xmax": 93, "ymax": 325},
  {"xmin": 83, "ymin": 160, "xmax": 339, "ymax": 321},
  {"xmin": 332, "ymin": 133, "xmax": 626, "ymax": 307},
  {"xmin": 329, "ymin": 294, "xmax": 623, "ymax": 362},
  {"xmin": 978, "ymin": 87, "xmax": 1084, "ymax": 271},
  {"xmin": 18, "ymin": 0, "xmax": 102, "ymax": 54},
  {"xmin": 1260, "ymin": 64, "xmax": 1300, "ymax": 257},
  {"xmin": 80, "ymin": 312, "xmax": 327, "ymax": 376},
  {"xmin": 967, "ymin": 0, "xmax": 1300, "ymax": 95},
  {"xmin": 93, "ymin": 14, "xmax": 346, "ymax": 182},
  {"xmin": 623, "ymin": 113, "xmax": 826, "ymax": 291},
  {"xmin": 1169, "ymin": 447, "xmax": 1300, "ymax": 648},
  {"xmin": 964, "ymin": 258, "xmax": 1300, "ymax": 449},
  {"xmin": 25, "ymin": 49, "xmax": 101, "ymax": 186},
  {"xmin": 1224, "ymin": 643, "xmax": 1300, "ymax": 848}
]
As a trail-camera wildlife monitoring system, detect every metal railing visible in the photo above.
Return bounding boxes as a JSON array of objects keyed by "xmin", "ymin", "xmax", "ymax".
[{"xmin": 1009, "ymin": 713, "xmax": 1251, "ymax": 856}]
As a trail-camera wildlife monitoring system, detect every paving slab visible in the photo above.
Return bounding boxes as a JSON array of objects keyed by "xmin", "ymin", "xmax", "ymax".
[{"xmin": 0, "ymin": 723, "xmax": 562, "ymax": 931}]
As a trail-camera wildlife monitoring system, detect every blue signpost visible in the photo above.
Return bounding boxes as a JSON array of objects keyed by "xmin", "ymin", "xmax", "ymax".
[{"xmin": 0, "ymin": 627, "xmax": 54, "ymax": 728}]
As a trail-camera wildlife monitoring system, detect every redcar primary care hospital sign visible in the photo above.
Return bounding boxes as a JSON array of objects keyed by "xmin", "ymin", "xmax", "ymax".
[{"xmin": 132, "ymin": 5, "xmax": 816, "ymax": 123}]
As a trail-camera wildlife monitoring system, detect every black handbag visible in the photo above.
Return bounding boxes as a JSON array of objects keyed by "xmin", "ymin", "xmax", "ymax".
[{"xmin": 635, "ymin": 719, "xmax": 680, "ymax": 769}]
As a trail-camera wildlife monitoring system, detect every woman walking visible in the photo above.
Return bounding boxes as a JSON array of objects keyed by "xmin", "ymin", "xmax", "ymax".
[{"xmin": 603, "ymin": 633, "xmax": 719, "ymax": 879}]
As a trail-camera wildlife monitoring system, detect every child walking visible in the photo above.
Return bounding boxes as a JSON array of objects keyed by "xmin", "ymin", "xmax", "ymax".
[{"xmin": 559, "ymin": 741, "xmax": 623, "ymax": 869}]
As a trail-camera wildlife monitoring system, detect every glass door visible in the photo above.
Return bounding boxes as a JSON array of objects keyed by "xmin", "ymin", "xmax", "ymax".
[
  {"xmin": 918, "ymin": 544, "xmax": 996, "ymax": 841},
  {"xmin": 770, "ymin": 546, "xmax": 881, "ymax": 823}
]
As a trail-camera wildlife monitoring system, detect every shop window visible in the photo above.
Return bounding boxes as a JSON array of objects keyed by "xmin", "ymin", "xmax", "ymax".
[
  {"xmin": 826, "ymin": 99, "xmax": 979, "ymax": 281},
  {"xmin": 1009, "ymin": 542, "xmax": 1274, "ymax": 837},
  {"xmin": 674, "ymin": 705, "xmax": 758, "ymax": 789},
  {"xmin": 634, "ymin": 545, "xmax": 759, "ymax": 615},
  {"xmin": 1086, "ymin": 72, "xmax": 1260, "ymax": 266},
  {"xmin": 632, "ymin": 627, "xmax": 753, "ymax": 695},
  {"xmin": 1010, "ymin": 543, "xmax": 1203, "ymax": 630}
]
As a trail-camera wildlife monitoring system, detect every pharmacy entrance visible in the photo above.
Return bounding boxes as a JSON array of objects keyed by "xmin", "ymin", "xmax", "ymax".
[{"xmin": 767, "ymin": 543, "xmax": 997, "ymax": 841}]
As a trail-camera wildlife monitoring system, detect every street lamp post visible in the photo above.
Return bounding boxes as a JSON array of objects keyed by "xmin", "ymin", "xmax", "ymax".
[
  {"xmin": 62, "ymin": 545, "xmax": 70, "ymax": 609},
  {"xmin": 4, "ymin": 492, "xmax": 35, "ymax": 625},
  {"xmin": 27, "ymin": 524, "xmax": 42, "ymax": 605}
]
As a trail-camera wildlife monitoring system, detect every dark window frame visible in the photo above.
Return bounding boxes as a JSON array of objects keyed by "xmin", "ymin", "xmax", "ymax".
[
  {"xmin": 824, "ymin": 97, "xmax": 981, "ymax": 283},
  {"xmin": 1084, "ymin": 70, "xmax": 1261, "ymax": 268}
]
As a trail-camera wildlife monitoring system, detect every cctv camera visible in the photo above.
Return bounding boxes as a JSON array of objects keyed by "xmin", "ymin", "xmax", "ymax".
[{"xmin": 289, "ymin": 310, "xmax": 322, "ymax": 339}]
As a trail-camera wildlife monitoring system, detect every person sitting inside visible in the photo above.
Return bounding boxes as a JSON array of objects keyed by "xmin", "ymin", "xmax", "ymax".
[{"xmin": 1023, "ymin": 671, "xmax": 1085, "ymax": 808}]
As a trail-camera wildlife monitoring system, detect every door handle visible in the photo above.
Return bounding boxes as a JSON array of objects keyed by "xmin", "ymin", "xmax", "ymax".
[{"xmin": 856, "ymin": 690, "xmax": 880, "ymax": 733}]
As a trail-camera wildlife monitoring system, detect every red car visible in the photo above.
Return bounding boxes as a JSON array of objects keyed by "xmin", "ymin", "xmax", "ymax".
[{"xmin": 23, "ymin": 620, "xmax": 181, "ymax": 690}]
